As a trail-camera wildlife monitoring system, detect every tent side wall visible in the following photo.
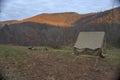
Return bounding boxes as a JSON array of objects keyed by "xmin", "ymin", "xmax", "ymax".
[{"xmin": 74, "ymin": 32, "xmax": 106, "ymax": 56}]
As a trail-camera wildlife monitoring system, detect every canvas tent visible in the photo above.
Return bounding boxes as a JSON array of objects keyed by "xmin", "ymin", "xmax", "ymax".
[{"xmin": 74, "ymin": 32, "xmax": 106, "ymax": 58}]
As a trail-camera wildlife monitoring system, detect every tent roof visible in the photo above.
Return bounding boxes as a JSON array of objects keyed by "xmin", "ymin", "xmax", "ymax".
[{"xmin": 74, "ymin": 32, "xmax": 105, "ymax": 50}]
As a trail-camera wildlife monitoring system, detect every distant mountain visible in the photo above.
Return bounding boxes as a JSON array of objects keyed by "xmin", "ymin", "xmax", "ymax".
[
  {"xmin": 0, "ymin": 7, "xmax": 120, "ymax": 47},
  {"xmin": 75, "ymin": 7, "xmax": 120, "ymax": 26},
  {"xmin": 15, "ymin": 12, "xmax": 91, "ymax": 27}
]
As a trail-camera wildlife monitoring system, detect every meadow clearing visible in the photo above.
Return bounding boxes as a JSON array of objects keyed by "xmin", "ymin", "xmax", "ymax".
[{"xmin": 0, "ymin": 45, "xmax": 120, "ymax": 80}]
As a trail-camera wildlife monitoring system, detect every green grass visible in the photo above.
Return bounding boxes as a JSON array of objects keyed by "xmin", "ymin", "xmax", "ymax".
[
  {"xmin": 107, "ymin": 49, "xmax": 120, "ymax": 56},
  {"xmin": 0, "ymin": 45, "xmax": 31, "ymax": 63},
  {"xmin": 0, "ymin": 45, "xmax": 24, "ymax": 57},
  {"xmin": 0, "ymin": 45, "xmax": 120, "ymax": 65},
  {"xmin": 106, "ymin": 49, "xmax": 120, "ymax": 66}
]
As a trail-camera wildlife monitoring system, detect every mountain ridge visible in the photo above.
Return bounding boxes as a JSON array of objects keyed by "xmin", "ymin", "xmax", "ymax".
[
  {"xmin": 0, "ymin": 7, "xmax": 120, "ymax": 46},
  {"xmin": 1, "ymin": 12, "xmax": 95, "ymax": 27},
  {"xmin": 17, "ymin": 12, "xmax": 90, "ymax": 27}
]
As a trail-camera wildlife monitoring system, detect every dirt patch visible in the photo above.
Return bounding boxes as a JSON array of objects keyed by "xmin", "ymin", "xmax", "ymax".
[{"xmin": 0, "ymin": 52, "xmax": 119, "ymax": 80}]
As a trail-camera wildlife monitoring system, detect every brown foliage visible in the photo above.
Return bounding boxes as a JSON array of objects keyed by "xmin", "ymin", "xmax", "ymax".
[{"xmin": 0, "ymin": 7, "xmax": 120, "ymax": 47}]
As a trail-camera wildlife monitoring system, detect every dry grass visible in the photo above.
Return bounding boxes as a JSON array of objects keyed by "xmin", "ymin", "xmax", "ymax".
[{"xmin": 0, "ymin": 45, "xmax": 119, "ymax": 80}]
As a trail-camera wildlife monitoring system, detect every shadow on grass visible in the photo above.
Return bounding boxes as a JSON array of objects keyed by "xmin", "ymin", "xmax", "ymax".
[{"xmin": 0, "ymin": 69, "xmax": 6, "ymax": 80}]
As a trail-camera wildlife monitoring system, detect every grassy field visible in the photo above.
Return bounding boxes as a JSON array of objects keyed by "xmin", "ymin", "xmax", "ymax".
[{"xmin": 0, "ymin": 45, "xmax": 120, "ymax": 80}]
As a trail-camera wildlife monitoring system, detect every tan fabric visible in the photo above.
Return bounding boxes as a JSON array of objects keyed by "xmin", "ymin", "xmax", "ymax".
[{"xmin": 74, "ymin": 32, "xmax": 105, "ymax": 50}]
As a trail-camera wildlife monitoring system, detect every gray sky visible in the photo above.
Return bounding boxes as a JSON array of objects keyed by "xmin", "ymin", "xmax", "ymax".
[{"xmin": 0, "ymin": 0, "xmax": 119, "ymax": 21}]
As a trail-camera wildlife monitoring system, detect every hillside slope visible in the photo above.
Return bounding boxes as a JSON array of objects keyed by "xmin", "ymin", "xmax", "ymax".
[
  {"xmin": 14, "ymin": 12, "xmax": 90, "ymax": 27},
  {"xmin": 0, "ymin": 7, "xmax": 120, "ymax": 46},
  {"xmin": 74, "ymin": 7, "xmax": 120, "ymax": 45}
]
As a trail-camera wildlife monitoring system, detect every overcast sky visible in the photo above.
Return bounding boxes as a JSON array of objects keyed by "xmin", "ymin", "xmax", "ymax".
[{"xmin": 0, "ymin": 0, "xmax": 119, "ymax": 21}]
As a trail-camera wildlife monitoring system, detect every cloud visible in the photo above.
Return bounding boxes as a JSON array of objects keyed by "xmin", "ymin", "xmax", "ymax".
[
  {"xmin": 0, "ymin": 0, "xmax": 6, "ymax": 12},
  {"xmin": 114, "ymin": 0, "xmax": 120, "ymax": 6}
]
